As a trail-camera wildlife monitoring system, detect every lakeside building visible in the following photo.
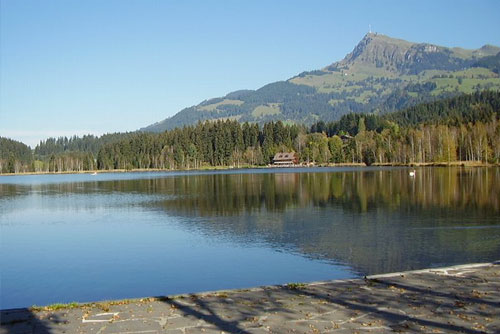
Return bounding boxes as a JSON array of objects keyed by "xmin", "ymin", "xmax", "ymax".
[{"xmin": 273, "ymin": 152, "xmax": 299, "ymax": 166}]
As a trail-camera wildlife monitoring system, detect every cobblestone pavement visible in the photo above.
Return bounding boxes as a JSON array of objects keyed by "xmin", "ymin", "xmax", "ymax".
[{"xmin": 1, "ymin": 262, "xmax": 499, "ymax": 334}]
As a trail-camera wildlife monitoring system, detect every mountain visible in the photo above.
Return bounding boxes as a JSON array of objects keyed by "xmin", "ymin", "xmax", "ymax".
[
  {"xmin": 327, "ymin": 34, "xmax": 498, "ymax": 75},
  {"xmin": 142, "ymin": 33, "xmax": 500, "ymax": 133},
  {"xmin": 472, "ymin": 51, "xmax": 500, "ymax": 73}
]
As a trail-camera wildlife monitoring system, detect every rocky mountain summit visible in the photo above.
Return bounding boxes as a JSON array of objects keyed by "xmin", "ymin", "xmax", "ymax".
[{"xmin": 329, "ymin": 33, "xmax": 498, "ymax": 75}]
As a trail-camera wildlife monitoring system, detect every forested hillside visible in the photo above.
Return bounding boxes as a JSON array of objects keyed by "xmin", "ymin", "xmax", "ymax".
[
  {"xmin": 1, "ymin": 91, "xmax": 499, "ymax": 173},
  {"xmin": 386, "ymin": 90, "xmax": 500, "ymax": 126},
  {"xmin": 27, "ymin": 133, "xmax": 133, "ymax": 172},
  {"xmin": 0, "ymin": 137, "xmax": 32, "ymax": 173},
  {"xmin": 97, "ymin": 91, "xmax": 500, "ymax": 169},
  {"xmin": 312, "ymin": 90, "xmax": 500, "ymax": 135},
  {"xmin": 34, "ymin": 133, "xmax": 131, "ymax": 156}
]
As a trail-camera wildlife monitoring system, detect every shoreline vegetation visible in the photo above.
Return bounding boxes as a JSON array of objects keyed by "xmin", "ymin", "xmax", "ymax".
[
  {"xmin": 0, "ymin": 161, "xmax": 497, "ymax": 177},
  {"xmin": 1, "ymin": 91, "xmax": 499, "ymax": 175}
]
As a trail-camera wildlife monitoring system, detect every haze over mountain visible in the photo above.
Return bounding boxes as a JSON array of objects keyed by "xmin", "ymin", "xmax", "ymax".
[{"xmin": 142, "ymin": 33, "xmax": 500, "ymax": 133}]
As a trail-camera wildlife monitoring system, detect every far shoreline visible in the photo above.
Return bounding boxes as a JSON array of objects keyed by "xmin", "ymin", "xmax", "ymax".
[{"xmin": 0, "ymin": 161, "xmax": 498, "ymax": 177}]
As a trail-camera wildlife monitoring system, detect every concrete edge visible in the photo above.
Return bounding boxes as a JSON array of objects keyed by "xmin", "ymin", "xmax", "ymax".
[{"xmin": 366, "ymin": 261, "xmax": 497, "ymax": 279}]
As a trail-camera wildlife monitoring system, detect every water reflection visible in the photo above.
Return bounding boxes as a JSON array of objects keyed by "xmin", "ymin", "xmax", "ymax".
[
  {"xmin": 143, "ymin": 168, "xmax": 500, "ymax": 274},
  {"xmin": 3, "ymin": 168, "xmax": 497, "ymax": 214},
  {"xmin": 147, "ymin": 167, "xmax": 500, "ymax": 215},
  {"xmin": 1, "ymin": 167, "xmax": 499, "ymax": 308}
]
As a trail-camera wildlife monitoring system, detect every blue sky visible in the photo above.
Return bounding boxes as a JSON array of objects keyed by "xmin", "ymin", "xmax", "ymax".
[{"xmin": 1, "ymin": 0, "xmax": 500, "ymax": 147}]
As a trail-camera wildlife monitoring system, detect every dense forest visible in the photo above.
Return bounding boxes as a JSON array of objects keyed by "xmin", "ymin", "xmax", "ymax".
[
  {"xmin": 0, "ymin": 137, "xmax": 33, "ymax": 173},
  {"xmin": 311, "ymin": 90, "xmax": 500, "ymax": 135},
  {"xmin": 1, "ymin": 91, "xmax": 499, "ymax": 173}
]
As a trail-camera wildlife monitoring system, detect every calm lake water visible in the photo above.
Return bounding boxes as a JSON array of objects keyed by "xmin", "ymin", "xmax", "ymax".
[{"xmin": 1, "ymin": 167, "xmax": 499, "ymax": 309}]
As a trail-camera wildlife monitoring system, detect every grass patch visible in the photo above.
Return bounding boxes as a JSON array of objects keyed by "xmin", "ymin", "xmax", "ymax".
[
  {"xmin": 206, "ymin": 115, "xmax": 243, "ymax": 122},
  {"xmin": 328, "ymin": 99, "xmax": 345, "ymax": 106},
  {"xmin": 252, "ymin": 103, "xmax": 281, "ymax": 117},
  {"xmin": 31, "ymin": 302, "xmax": 80, "ymax": 311},
  {"xmin": 198, "ymin": 99, "xmax": 243, "ymax": 112},
  {"xmin": 286, "ymin": 282, "xmax": 306, "ymax": 290},
  {"xmin": 30, "ymin": 297, "xmax": 163, "ymax": 312},
  {"xmin": 430, "ymin": 76, "xmax": 500, "ymax": 95}
]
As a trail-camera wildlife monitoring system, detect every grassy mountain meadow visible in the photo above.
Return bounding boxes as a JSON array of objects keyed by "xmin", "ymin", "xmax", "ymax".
[{"xmin": 142, "ymin": 33, "xmax": 500, "ymax": 132}]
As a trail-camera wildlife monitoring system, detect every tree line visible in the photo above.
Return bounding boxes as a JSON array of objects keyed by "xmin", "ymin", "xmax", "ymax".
[
  {"xmin": 1, "ymin": 91, "xmax": 499, "ymax": 173},
  {"xmin": 0, "ymin": 137, "xmax": 33, "ymax": 173}
]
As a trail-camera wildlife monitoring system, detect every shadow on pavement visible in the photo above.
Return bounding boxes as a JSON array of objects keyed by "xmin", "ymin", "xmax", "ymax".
[
  {"xmin": 288, "ymin": 283, "xmax": 488, "ymax": 334},
  {"xmin": 161, "ymin": 296, "xmax": 253, "ymax": 334},
  {"xmin": 0, "ymin": 308, "xmax": 59, "ymax": 334}
]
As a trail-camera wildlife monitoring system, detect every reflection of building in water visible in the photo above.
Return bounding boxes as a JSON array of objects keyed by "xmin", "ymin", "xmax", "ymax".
[
  {"xmin": 274, "ymin": 172, "xmax": 298, "ymax": 188},
  {"xmin": 273, "ymin": 152, "xmax": 299, "ymax": 166}
]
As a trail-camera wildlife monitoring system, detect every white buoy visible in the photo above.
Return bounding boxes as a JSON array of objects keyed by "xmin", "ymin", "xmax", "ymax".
[{"xmin": 409, "ymin": 170, "xmax": 416, "ymax": 177}]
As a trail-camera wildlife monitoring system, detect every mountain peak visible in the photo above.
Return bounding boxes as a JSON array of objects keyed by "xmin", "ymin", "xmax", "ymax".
[
  {"xmin": 329, "ymin": 33, "xmax": 417, "ymax": 73},
  {"xmin": 327, "ymin": 33, "xmax": 492, "ymax": 75},
  {"xmin": 478, "ymin": 44, "xmax": 500, "ymax": 55}
]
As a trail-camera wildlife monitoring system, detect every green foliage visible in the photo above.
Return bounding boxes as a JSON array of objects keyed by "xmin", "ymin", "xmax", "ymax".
[
  {"xmin": 0, "ymin": 137, "xmax": 32, "ymax": 173},
  {"xmin": 286, "ymin": 282, "xmax": 306, "ymax": 290},
  {"xmin": 406, "ymin": 82, "xmax": 437, "ymax": 93},
  {"xmin": 358, "ymin": 117, "xmax": 366, "ymax": 133},
  {"xmin": 311, "ymin": 113, "xmax": 390, "ymax": 137},
  {"xmin": 296, "ymin": 70, "xmax": 330, "ymax": 78},
  {"xmin": 34, "ymin": 133, "xmax": 131, "ymax": 157},
  {"xmin": 28, "ymin": 133, "xmax": 133, "ymax": 173},
  {"xmin": 386, "ymin": 90, "xmax": 500, "ymax": 127},
  {"xmin": 328, "ymin": 136, "xmax": 343, "ymax": 163},
  {"xmin": 97, "ymin": 120, "xmax": 300, "ymax": 169},
  {"xmin": 305, "ymin": 91, "xmax": 500, "ymax": 165}
]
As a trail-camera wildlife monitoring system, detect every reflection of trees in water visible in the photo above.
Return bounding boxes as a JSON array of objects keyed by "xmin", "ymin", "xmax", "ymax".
[
  {"xmin": 150, "ymin": 168, "xmax": 500, "ymax": 275},
  {"xmin": 2, "ymin": 168, "xmax": 498, "ymax": 215},
  {"xmin": 153, "ymin": 168, "xmax": 499, "ymax": 216}
]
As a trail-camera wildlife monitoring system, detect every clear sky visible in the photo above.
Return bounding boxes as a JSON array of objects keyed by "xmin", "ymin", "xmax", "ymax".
[{"xmin": 1, "ymin": 0, "xmax": 500, "ymax": 147}]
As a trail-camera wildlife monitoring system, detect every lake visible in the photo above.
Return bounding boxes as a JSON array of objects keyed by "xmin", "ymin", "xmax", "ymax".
[{"xmin": 1, "ymin": 167, "xmax": 499, "ymax": 309}]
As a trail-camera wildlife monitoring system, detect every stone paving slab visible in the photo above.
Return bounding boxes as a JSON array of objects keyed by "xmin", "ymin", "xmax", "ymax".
[{"xmin": 1, "ymin": 262, "xmax": 499, "ymax": 334}]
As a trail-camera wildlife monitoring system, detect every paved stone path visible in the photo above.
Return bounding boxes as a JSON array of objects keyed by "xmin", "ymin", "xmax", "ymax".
[{"xmin": 1, "ymin": 262, "xmax": 499, "ymax": 333}]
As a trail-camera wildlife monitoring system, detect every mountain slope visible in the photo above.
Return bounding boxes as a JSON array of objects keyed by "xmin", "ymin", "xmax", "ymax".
[{"xmin": 142, "ymin": 33, "xmax": 500, "ymax": 133}]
